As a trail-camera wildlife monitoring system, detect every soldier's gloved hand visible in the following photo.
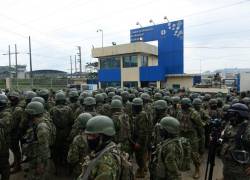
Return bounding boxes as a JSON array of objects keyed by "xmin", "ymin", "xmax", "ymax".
[
  {"xmin": 36, "ymin": 164, "xmax": 45, "ymax": 175},
  {"xmin": 134, "ymin": 143, "xmax": 141, "ymax": 150},
  {"xmin": 245, "ymin": 167, "xmax": 250, "ymax": 176}
]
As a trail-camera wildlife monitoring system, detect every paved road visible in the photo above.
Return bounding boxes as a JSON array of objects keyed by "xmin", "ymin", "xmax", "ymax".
[{"xmin": 9, "ymin": 151, "xmax": 223, "ymax": 180}]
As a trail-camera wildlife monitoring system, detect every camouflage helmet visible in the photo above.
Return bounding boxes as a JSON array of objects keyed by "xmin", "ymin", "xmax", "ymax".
[
  {"xmin": 209, "ymin": 98, "xmax": 218, "ymax": 106},
  {"xmin": 121, "ymin": 91, "xmax": 129, "ymax": 100},
  {"xmin": 112, "ymin": 95, "xmax": 123, "ymax": 102},
  {"xmin": 172, "ymin": 96, "xmax": 180, "ymax": 105},
  {"xmin": 181, "ymin": 98, "xmax": 192, "ymax": 106},
  {"xmin": 108, "ymin": 92, "xmax": 115, "ymax": 99},
  {"xmin": 76, "ymin": 113, "xmax": 93, "ymax": 130},
  {"xmin": 85, "ymin": 115, "xmax": 116, "ymax": 136},
  {"xmin": 25, "ymin": 91, "xmax": 37, "ymax": 100},
  {"xmin": 8, "ymin": 91, "xmax": 20, "ymax": 99},
  {"xmin": 55, "ymin": 92, "xmax": 66, "ymax": 101},
  {"xmin": 101, "ymin": 93, "xmax": 108, "ymax": 100},
  {"xmin": 190, "ymin": 93, "xmax": 199, "ymax": 100},
  {"xmin": 95, "ymin": 94, "xmax": 104, "ymax": 103},
  {"xmin": 154, "ymin": 92, "xmax": 163, "ymax": 100},
  {"xmin": 132, "ymin": 98, "xmax": 143, "ymax": 106},
  {"xmin": 222, "ymin": 104, "xmax": 231, "ymax": 112},
  {"xmin": 0, "ymin": 94, "xmax": 8, "ymax": 107},
  {"xmin": 129, "ymin": 93, "xmax": 136, "ymax": 100},
  {"xmin": 163, "ymin": 96, "xmax": 172, "ymax": 104},
  {"xmin": 242, "ymin": 97, "xmax": 250, "ymax": 105},
  {"xmin": 140, "ymin": 93, "xmax": 151, "ymax": 101},
  {"xmin": 31, "ymin": 97, "xmax": 45, "ymax": 106},
  {"xmin": 81, "ymin": 91, "xmax": 92, "ymax": 98},
  {"xmin": 38, "ymin": 89, "xmax": 49, "ymax": 97},
  {"xmin": 84, "ymin": 97, "xmax": 96, "ymax": 106},
  {"xmin": 204, "ymin": 94, "xmax": 211, "ymax": 101},
  {"xmin": 154, "ymin": 100, "xmax": 167, "ymax": 110},
  {"xmin": 193, "ymin": 98, "xmax": 202, "ymax": 106},
  {"xmin": 69, "ymin": 90, "xmax": 79, "ymax": 98},
  {"xmin": 111, "ymin": 99, "xmax": 123, "ymax": 109},
  {"xmin": 159, "ymin": 116, "xmax": 180, "ymax": 135},
  {"xmin": 25, "ymin": 101, "xmax": 44, "ymax": 115}
]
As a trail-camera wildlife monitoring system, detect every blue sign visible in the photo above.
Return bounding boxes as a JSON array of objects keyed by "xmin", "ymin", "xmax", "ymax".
[{"xmin": 130, "ymin": 20, "xmax": 184, "ymax": 81}]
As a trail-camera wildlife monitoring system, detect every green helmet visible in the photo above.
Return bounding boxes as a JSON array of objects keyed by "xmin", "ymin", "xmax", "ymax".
[
  {"xmin": 132, "ymin": 98, "xmax": 143, "ymax": 106},
  {"xmin": 193, "ymin": 98, "xmax": 202, "ymax": 106},
  {"xmin": 112, "ymin": 95, "xmax": 122, "ymax": 102},
  {"xmin": 25, "ymin": 91, "xmax": 37, "ymax": 100},
  {"xmin": 85, "ymin": 115, "xmax": 116, "ymax": 136},
  {"xmin": 25, "ymin": 101, "xmax": 44, "ymax": 115},
  {"xmin": 69, "ymin": 91, "xmax": 79, "ymax": 98},
  {"xmin": 242, "ymin": 97, "xmax": 250, "ymax": 105},
  {"xmin": 55, "ymin": 92, "xmax": 66, "ymax": 101},
  {"xmin": 222, "ymin": 104, "xmax": 231, "ymax": 112},
  {"xmin": 84, "ymin": 97, "xmax": 96, "ymax": 106},
  {"xmin": 129, "ymin": 94, "xmax": 136, "ymax": 101},
  {"xmin": 232, "ymin": 98, "xmax": 239, "ymax": 105},
  {"xmin": 163, "ymin": 96, "xmax": 172, "ymax": 104},
  {"xmin": 111, "ymin": 99, "xmax": 123, "ymax": 109},
  {"xmin": 0, "ymin": 94, "xmax": 8, "ymax": 107},
  {"xmin": 204, "ymin": 94, "xmax": 211, "ymax": 101},
  {"xmin": 172, "ymin": 96, "xmax": 180, "ymax": 105},
  {"xmin": 31, "ymin": 97, "xmax": 45, "ymax": 106},
  {"xmin": 101, "ymin": 93, "xmax": 108, "ymax": 100},
  {"xmin": 80, "ymin": 91, "xmax": 92, "ymax": 98},
  {"xmin": 108, "ymin": 92, "xmax": 115, "ymax": 98},
  {"xmin": 209, "ymin": 98, "xmax": 218, "ymax": 106},
  {"xmin": 154, "ymin": 93, "xmax": 163, "ymax": 100},
  {"xmin": 181, "ymin": 98, "xmax": 192, "ymax": 106},
  {"xmin": 154, "ymin": 100, "xmax": 167, "ymax": 110},
  {"xmin": 121, "ymin": 91, "xmax": 129, "ymax": 100},
  {"xmin": 140, "ymin": 93, "xmax": 151, "ymax": 101},
  {"xmin": 159, "ymin": 116, "xmax": 180, "ymax": 135},
  {"xmin": 38, "ymin": 89, "xmax": 49, "ymax": 97},
  {"xmin": 8, "ymin": 91, "xmax": 20, "ymax": 99},
  {"xmin": 76, "ymin": 113, "xmax": 93, "ymax": 130},
  {"xmin": 95, "ymin": 94, "xmax": 104, "ymax": 103}
]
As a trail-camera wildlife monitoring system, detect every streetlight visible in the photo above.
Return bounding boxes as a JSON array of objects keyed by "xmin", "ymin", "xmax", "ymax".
[
  {"xmin": 97, "ymin": 29, "xmax": 103, "ymax": 48},
  {"xmin": 149, "ymin": 19, "xmax": 155, "ymax": 25},
  {"xmin": 136, "ymin": 22, "xmax": 142, "ymax": 28}
]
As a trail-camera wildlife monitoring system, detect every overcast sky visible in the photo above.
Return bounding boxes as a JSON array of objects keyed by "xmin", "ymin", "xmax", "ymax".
[{"xmin": 0, "ymin": 0, "xmax": 249, "ymax": 73}]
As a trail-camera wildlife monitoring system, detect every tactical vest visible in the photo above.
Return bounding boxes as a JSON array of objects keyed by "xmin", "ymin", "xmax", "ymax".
[{"xmin": 179, "ymin": 110, "xmax": 195, "ymax": 132}]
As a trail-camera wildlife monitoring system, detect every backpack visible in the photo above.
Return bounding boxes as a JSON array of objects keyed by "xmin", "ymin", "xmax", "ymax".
[
  {"xmin": 44, "ymin": 119, "xmax": 56, "ymax": 147},
  {"xmin": 178, "ymin": 137, "xmax": 191, "ymax": 171}
]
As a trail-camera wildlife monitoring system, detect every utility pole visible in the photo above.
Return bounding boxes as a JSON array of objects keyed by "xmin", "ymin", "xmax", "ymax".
[
  {"xmin": 70, "ymin": 56, "xmax": 73, "ymax": 79},
  {"xmin": 77, "ymin": 46, "xmax": 82, "ymax": 77},
  {"xmin": 29, "ymin": 36, "xmax": 33, "ymax": 78},
  {"xmin": 14, "ymin": 44, "xmax": 18, "ymax": 88},
  {"xmin": 74, "ymin": 55, "xmax": 77, "ymax": 73},
  {"xmin": 2, "ymin": 45, "xmax": 13, "ymax": 78}
]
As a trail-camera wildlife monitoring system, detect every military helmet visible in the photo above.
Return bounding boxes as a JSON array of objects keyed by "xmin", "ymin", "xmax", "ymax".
[
  {"xmin": 121, "ymin": 91, "xmax": 129, "ymax": 99},
  {"xmin": 132, "ymin": 98, "xmax": 143, "ymax": 106},
  {"xmin": 101, "ymin": 93, "xmax": 108, "ymax": 100},
  {"xmin": 69, "ymin": 90, "xmax": 79, "ymax": 98},
  {"xmin": 209, "ymin": 98, "xmax": 218, "ymax": 106},
  {"xmin": 228, "ymin": 103, "xmax": 249, "ymax": 119},
  {"xmin": 55, "ymin": 92, "xmax": 66, "ymax": 101},
  {"xmin": 25, "ymin": 101, "xmax": 44, "ymax": 115},
  {"xmin": 8, "ymin": 91, "xmax": 20, "ymax": 99},
  {"xmin": 31, "ymin": 97, "xmax": 45, "ymax": 106},
  {"xmin": 77, "ymin": 113, "xmax": 93, "ymax": 130},
  {"xmin": 242, "ymin": 97, "xmax": 250, "ymax": 105},
  {"xmin": 108, "ymin": 92, "xmax": 115, "ymax": 98},
  {"xmin": 232, "ymin": 98, "xmax": 239, "ymax": 105},
  {"xmin": 129, "ymin": 93, "xmax": 136, "ymax": 100},
  {"xmin": 111, "ymin": 99, "xmax": 123, "ymax": 109},
  {"xmin": 154, "ymin": 100, "xmax": 167, "ymax": 110},
  {"xmin": 163, "ymin": 96, "xmax": 172, "ymax": 103},
  {"xmin": 222, "ymin": 104, "xmax": 231, "ymax": 112},
  {"xmin": 95, "ymin": 94, "xmax": 104, "ymax": 103},
  {"xmin": 154, "ymin": 92, "xmax": 163, "ymax": 100},
  {"xmin": 85, "ymin": 115, "xmax": 116, "ymax": 136},
  {"xmin": 112, "ymin": 95, "xmax": 123, "ymax": 102},
  {"xmin": 140, "ymin": 93, "xmax": 151, "ymax": 101},
  {"xmin": 159, "ymin": 116, "xmax": 180, "ymax": 134},
  {"xmin": 204, "ymin": 94, "xmax": 211, "ymax": 101},
  {"xmin": 181, "ymin": 98, "xmax": 192, "ymax": 106},
  {"xmin": 84, "ymin": 97, "xmax": 96, "ymax": 106},
  {"xmin": 38, "ymin": 89, "xmax": 49, "ymax": 97},
  {"xmin": 193, "ymin": 98, "xmax": 202, "ymax": 106},
  {"xmin": 0, "ymin": 94, "xmax": 8, "ymax": 107},
  {"xmin": 172, "ymin": 96, "xmax": 180, "ymax": 105},
  {"xmin": 190, "ymin": 93, "xmax": 199, "ymax": 100},
  {"xmin": 80, "ymin": 91, "xmax": 92, "ymax": 98},
  {"xmin": 25, "ymin": 91, "xmax": 37, "ymax": 100}
]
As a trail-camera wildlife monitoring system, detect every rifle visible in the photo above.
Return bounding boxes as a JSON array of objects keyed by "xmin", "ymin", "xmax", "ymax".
[{"xmin": 204, "ymin": 118, "xmax": 223, "ymax": 180}]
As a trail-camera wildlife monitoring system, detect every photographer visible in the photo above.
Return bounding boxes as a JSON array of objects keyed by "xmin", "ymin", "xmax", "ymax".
[{"xmin": 221, "ymin": 103, "xmax": 250, "ymax": 180}]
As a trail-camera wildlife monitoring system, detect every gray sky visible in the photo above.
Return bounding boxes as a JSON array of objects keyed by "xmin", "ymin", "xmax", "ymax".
[{"xmin": 0, "ymin": 0, "xmax": 250, "ymax": 73}]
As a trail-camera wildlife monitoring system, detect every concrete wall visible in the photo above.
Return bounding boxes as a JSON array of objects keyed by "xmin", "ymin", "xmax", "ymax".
[{"xmin": 166, "ymin": 76, "xmax": 193, "ymax": 89}]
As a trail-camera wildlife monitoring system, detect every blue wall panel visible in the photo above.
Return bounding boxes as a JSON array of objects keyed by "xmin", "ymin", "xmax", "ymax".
[
  {"xmin": 140, "ymin": 66, "xmax": 165, "ymax": 81},
  {"xmin": 98, "ymin": 69, "xmax": 121, "ymax": 82}
]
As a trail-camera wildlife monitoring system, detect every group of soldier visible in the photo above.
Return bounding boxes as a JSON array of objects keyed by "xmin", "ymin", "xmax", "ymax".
[{"xmin": 0, "ymin": 86, "xmax": 250, "ymax": 180}]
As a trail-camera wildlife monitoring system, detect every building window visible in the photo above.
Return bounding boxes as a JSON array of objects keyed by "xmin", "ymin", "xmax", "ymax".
[
  {"xmin": 100, "ymin": 56, "xmax": 120, "ymax": 69},
  {"xmin": 141, "ymin": 55, "xmax": 148, "ymax": 67},
  {"xmin": 101, "ymin": 81, "xmax": 121, "ymax": 88},
  {"xmin": 172, "ymin": 84, "xmax": 180, "ymax": 90},
  {"xmin": 122, "ymin": 55, "xmax": 138, "ymax": 68},
  {"xmin": 123, "ymin": 81, "xmax": 138, "ymax": 88}
]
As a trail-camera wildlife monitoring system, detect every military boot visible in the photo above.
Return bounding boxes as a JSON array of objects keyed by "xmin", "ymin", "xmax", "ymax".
[
  {"xmin": 135, "ymin": 168, "xmax": 145, "ymax": 178},
  {"xmin": 193, "ymin": 165, "xmax": 201, "ymax": 179}
]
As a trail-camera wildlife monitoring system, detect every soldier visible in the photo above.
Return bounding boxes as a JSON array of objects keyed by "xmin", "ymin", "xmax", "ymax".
[
  {"xmin": 203, "ymin": 94, "xmax": 211, "ymax": 110},
  {"xmin": 50, "ymin": 92, "xmax": 74, "ymax": 176},
  {"xmin": 77, "ymin": 97, "xmax": 97, "ymax": 118},
  {"xmin": 95, "ymin": 94, "xmax": 105, "ymax": 115},
  {"xmin": 130, "ymin": 98, "xmax": 150, "ymax": 178},
  {"xmin": 24, "ymin": 91, "xmax": 37, "ymax": 105},
  {"xmin": 149, "ymin": 117, "xmax": 183, "ymax": 180},
  {"xmin": 22, "ymin": 102, "xmax": 51, "ymax": 180},
  {"xmin": 37, "ymin": 89, "xmax": 54, "ymax": 111},
  {"xmin": 110, "ymin": 99, "xmax": 132, "ymax": 155},
  {"xmin": 177, "ymin": 98, "xmax": 203, "ymax": 179},
  {"xmin": 8, "ymin": 91, "xmax": 23, "ymax": 173},
  {"xmin": 154, "ymin": 93, "xmax": 163, "ymax": 101},
  {"xmin": 193, "ymin": 98, "xmax": 209, "ymax": 155},
  {"xmin": 67, "ymin": 113, "xmax": 92, "ymax": 178},
  {"xmin": 0, "ymin": 94, "xmax": 11, "ymax": 180},
  {"xmin": 221, "ymin": 103, "xmax": 250, "ymax": 180},
  {"xmin": 168, "ymin": 96, "xmax": 180, "ymax": 118},
  {"xmin": 78, "ymin": 116, "xmax": 120, "ymax": 179},
  {"xmin": 208, "ymin": 98, "xmax": 223, "ymax": 119},
  {"xmin": 68, "ymin": 90, "xmax": 80, "ymax": 113}
]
